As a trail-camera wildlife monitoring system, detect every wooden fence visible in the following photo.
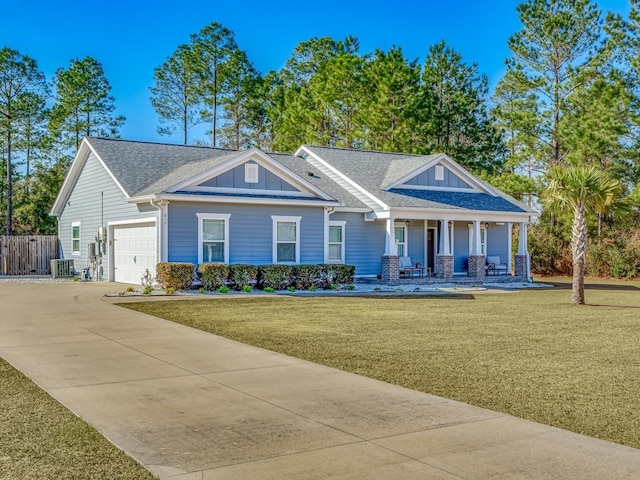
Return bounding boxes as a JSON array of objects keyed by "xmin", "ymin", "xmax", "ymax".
[{"xmin": 0, "ymin": 236, "xmax": 60, "ymax": 276}]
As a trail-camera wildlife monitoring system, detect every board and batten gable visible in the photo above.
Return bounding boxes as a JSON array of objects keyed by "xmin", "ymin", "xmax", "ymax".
[
  {"xmin": 58, "ymin": 152, "xmax": 159, "ymax": 277},
  {"xmin": 167, "ymin": 202, "xmax": 325, "ymax": 265},
  {"xmin": 402, "ymin": 164, "xmax": 473, "ymax": 189},
  {"xmin": 198, "ymin": 162, "xmax": 299, "ymax": 192}
]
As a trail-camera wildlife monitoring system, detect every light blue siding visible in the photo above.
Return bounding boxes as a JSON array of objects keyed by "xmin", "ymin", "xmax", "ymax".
[
  {"xmin": 168, "ymin": 203, "xmax": 324, "ymax": 265},
  {"xmin": 199, "ymin": 162, "xmax": 298, "ymax": 192},
  {"xmin": 486, "ymin": 223, "xmax": 511, "ymax": 267},
  {"xmin": 403, "ymin": 164, "xmax": 472, "ymax": 189},
  {"xmin": 58, "ymin": 153, "xmax": 159, "ymax": 277},
  {"xmin": 407, "ymin": 221, "xmax": 425, "ymax": 267},
  {"xmin": 330, "ymin": 212, "xmax": 386, "ymax": 276},
  {"xmin": 452, "ymin": 223, "xmax": 469, "ymax": 272}
]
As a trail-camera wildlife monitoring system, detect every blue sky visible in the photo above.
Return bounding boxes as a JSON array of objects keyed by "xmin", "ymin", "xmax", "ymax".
[{"xmin": 1, "ymin": 0, "xmax": 631, "ymax": 145}]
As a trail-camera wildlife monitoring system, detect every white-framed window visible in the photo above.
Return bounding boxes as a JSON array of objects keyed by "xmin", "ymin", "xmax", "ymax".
[
  {"xmin": 468, "ymin": 224, "xmax": 487, "ymax": 256},
  {"xmin": 197, "ymin": 213, "xmax": 230, "ymax": 264},
  {"xmin": 327, "ymin": 221, "xmax": 346, "ymax": 263},
  {"xmin": 394, "ymin": 225, "xmax": 407, "ymax": 257},
  {"xmin": 245, "ymin": 163, "xmax": 259, "ymax": 183},
  {"xmin": 272, "ymin": 216, "xmax": 301, "ymax": 264},
  {"xmin": 435, "ymin": 165, "xmax": 445, "ymax": 181},
  {"xmin": 71, "ymin": 222, "xmax": 81, "ymax": 255}
]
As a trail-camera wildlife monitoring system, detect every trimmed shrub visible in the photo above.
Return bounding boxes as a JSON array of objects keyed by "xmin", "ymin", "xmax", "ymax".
[
  {"xmin": 323, "ymin": 264, "xmax": 355, "ymax": 287},
  {"xmin": 156, "ymin": 263, "xmax": 194, "ymax": 291},
  {"xmin": 292, "ymin": 264, "xmax": 323, "ymax": 290},
  {"xmin": 259, "ymin": 265, "xmax": 292, "ymax": 290},
  {"xmin": 228, "ymin": 264, "xmax": 258, "ymax": 291},
  {"xmin": 197, "ymin": 263, "xmax": 229, "ymax": 291}
]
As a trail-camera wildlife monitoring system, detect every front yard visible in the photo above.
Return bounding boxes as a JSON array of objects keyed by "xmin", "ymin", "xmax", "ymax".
[{"xmin": 121, "ymin": 278, "xmax": 640, "ymax": 449}]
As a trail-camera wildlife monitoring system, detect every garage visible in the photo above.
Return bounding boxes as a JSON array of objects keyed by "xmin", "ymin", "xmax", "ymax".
[{"xmin": 112, "ymin": 222, "xmax": 157, "ymax": 284}]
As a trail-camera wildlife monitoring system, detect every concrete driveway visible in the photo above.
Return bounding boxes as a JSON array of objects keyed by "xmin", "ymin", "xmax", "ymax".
[{"xmin": 1, "ymin": 282, "xmax": 639, "ymax": 479}]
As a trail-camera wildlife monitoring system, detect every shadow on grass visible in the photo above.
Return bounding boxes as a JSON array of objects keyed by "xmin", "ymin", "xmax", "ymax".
[
  {"xmin": 545, "ymin": 281, "xmax": 640, "ymax": 292},
  {"xmin": 341, "ymin": 293, "xmax": 476, "ymax": 300}
]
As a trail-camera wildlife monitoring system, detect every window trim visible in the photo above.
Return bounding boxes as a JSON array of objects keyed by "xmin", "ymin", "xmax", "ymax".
[
  {"xmin": 245, "ymin": 163, "xmax": 259, "ymax": 183},
  {"xmin": 71, "ymin": 221, "xmax": 81, "ymax": 256},
  {"xmin": 468, "ymin": 224, "xmax": 487, "ymax": 256},
  {"xmin": 327, "ymin": 221, "xmax": 346, "ymax": 264},
  {"xmin": 435, "ymin": 165, "xmax": 445, "ymax": 181},
  {"xmin": 197, "ymin": 213, "xmax": 231, "ymax": 264},
  {"xmin": 394, "ymin": 223, "xmax": 408, "ymax": 257},
  {"xmin": 272, "ymin": 215, "xmax": 301, "ymax": 264}
]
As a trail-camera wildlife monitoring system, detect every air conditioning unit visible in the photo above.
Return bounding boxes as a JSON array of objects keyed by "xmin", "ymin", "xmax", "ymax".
[{"xmin": 51, "ymin": 259, "xmax": 75, "ymax": 278}]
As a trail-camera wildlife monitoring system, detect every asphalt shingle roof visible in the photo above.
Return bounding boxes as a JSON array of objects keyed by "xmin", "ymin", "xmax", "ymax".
[{"xmin": 387, "ymin": 189, "xmax": 527, "ymax": 212}]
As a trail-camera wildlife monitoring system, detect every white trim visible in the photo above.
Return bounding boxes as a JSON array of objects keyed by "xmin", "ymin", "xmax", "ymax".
[
  {"xmin": 394, "ymin": 222, "xmax": 408, "ymax": 257},
  {"xmin": 296, "ymin": 146, "xmax": 389, "ymax": 210},
  {"xmin": 435, "ymin": 165, "xmax": 445, "ymax": 181},
  {"xmin": 245, "ymin": 163, "xmax": 259, "ymax": 183},
  {"xmin": 507, "ymin": 222, "xmax": 512, "ymax": 275},
  {"xmin": 128, "ymin": 193, "xmax": 339, "ymax": 208},
  {"xmin": 426, "ymin": 225, "xmax": 437, "ymax": 270},
  {"xmin": 169, "ymin": 148, "xmax": 333, "ymax": 201},
  {"xmin": 367, "ymin": 208, "xmax": 532, "ymax": 223},
  {"xmin": 271, "ymin": 215, "xmax": 301, "ymax": 264},
  {"xmin": 197, "ymin": 213, "xmax": 231, "ymax": 265},
  {"xmin": 71, "ymin": 221, "xmax": 81, "ymax": 256},
  {"xmin": 468, "ymin": 223, "xmax": 487, "ymax": 256},
  {"xmin": 107, "ymin": 217, "xmax": 157, "ymax": 227},
  {"xmin": 392, "ymin": 185, "xmax": 476, "ymax": 193},
  {"xmin": 327, "ymin": 221, "xmax": 346, "ymax": 264},
  {"xmin": 181, "ymin": 185, "xmax": 313, "ymax": 198}
]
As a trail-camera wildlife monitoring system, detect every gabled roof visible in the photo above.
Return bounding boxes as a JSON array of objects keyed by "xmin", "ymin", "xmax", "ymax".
[{"xmin": 52, "ymin": 137, "xmax": 533, "ymax": 218}]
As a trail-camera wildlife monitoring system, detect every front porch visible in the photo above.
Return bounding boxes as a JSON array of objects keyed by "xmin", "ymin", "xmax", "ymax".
[{"xmin": 377, "ymin": 217, "xmax": 531, "ymax": 284}]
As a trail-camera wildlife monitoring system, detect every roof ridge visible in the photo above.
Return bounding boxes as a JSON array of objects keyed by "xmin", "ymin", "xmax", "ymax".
[
  {"xmin": 88, "ymin": 137, "xmax": 240, "ymax": 153},
  {"xmin": 304, "ymin": 144, "xmax": 423, "ymax": 157}
]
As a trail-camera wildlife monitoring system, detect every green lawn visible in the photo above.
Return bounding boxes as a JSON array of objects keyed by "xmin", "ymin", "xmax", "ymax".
[
  {"xmin": 121, "ymin": 278, "xmax": 640, "ymax": 450},
  {"xmin": 0, "ymin": 357, "xmax": 156, "ymax": 480}
]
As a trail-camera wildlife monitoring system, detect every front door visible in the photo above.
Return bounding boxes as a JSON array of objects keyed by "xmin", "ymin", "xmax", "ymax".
[{"xmin": 427, "ymin": 228, "xmax": 436, "ymax": 270}]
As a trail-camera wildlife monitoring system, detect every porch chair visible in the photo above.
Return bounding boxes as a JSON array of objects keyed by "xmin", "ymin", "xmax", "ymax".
[
  {"xmin": 399, "ymin": 256, "xmax": 421, "ymax": 278},
  {"xmin": 485, "ymin": 256, "xmax": 508, "ymax": 276}
]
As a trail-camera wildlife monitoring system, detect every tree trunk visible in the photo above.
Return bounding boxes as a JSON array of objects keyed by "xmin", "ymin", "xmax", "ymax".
[
  {"xmin": 6, "ymin": 126, "xmax": 12, "ymax": 236},
  {"xmin": 571, "ymin": 203, "xmax": 587, "ymax": 305}
]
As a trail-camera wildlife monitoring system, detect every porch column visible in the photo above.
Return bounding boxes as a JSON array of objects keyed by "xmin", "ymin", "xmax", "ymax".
[
  {"xmin": 436, "ymin": 219, "xmax": 453, "ymax": 280},
  {"xmin": 515, "ymin": 222, "xmax": 530, "ymax": 279},
  {"xmin": 468, "ymin": 220, "xmax": 485, "ymax": 279},
  {"xmin": 381, "ymin": 217, "xmax": 399, "ymax": 283},
  {"xmin": 507, "ymin": 223, "xmax": 512, "ymax": 275}
]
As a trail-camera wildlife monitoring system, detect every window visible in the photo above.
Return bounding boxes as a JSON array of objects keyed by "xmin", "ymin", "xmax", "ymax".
[
  {"xmin": 468, "ymin": 224, "xmax": 487, "ymax": 256},
  {"xmin": 435, "ymin": 165, "xmax": 445, "ymax": 181},
  {"xmin": 327, "ymin": 221, "xmax": 346, "ymax": 263},
  {"xmin": 72, "ymin": 222, "xmax": 81, "ymax": 255},
  {"xmin": 272, "ymin": 216, "xmax": 301, "ymax": 264},
  {"xmin": 395, "ymin": 225, "xmax": 407, "ymax": 257},
  {"xmin": 197, "ymin": 213, "xmax": 230, "ymax": 264},
  {"xmin": 245, "ymin": 163, "xmax": 259, "ymax": 183}
]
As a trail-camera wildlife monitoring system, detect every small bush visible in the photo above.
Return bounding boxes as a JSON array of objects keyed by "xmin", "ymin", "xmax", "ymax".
[
  {"xmin": 198, "ymin": 287, "xmax": 206, "ymax": 294},
  {"xmin": 141, "ymin": 268, "xmax": 154, "ymax": 289},
  {"xmin": 309, "ymin": 285, "xmax": 317, "ymax": 292},
  {"xmin": 263, "ymin": 287, "xmax": 275, "ymax": 293},
  {"xmin": 228, "ymin": 264, "xmax": 258, "ymax": 290},
  {"xmin": 346, "ymin": 284, "xmax": 355, "ymax": 290},
  {"xmin": 156, "ymin": 263, "xmax": 194, "ymax": 291},
  {"xmin": 259, "ymin": 265, "xmax": 292, "ymax": 290},
  {"xmin": 217, "ymin": 285, "xmax": 230, "ymax": 294},
  {"xmin": 293, "ymin": 264, "xmax": 323, "ymax": 289},
  {"xmin": 197, "ymin": 263, "xmax": 229, "ymax": 290},
  {"xmin": 165, "ymin": 287, "xmax": 175, "ymax": 295},
  {"xmin": 125, "ymin": 286, "xmax": 135, "ymax": 293},
  {"xmin": 322, "ymin": 264, "xmax": 355, "ymax": 287},
  {"xmin": 242, "ymin": 285, "xmax": 252, "ymax": 293},
  {"xmin": 142, "ymin": 286, "xmax": 153, "ymax": 295},
  {"xmin": 287, "ymin": 286, "xmax": 295, "ymax": 292}
]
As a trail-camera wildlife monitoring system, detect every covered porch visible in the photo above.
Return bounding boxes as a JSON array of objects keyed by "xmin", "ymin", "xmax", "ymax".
[{"xmin": 374, "ymin": 214, "xmax": 531, "ymax": 284}]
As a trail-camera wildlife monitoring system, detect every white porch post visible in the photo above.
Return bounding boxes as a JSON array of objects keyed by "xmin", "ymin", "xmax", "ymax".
[
  {"xmin": 158, "ymin": 200, "xmax": 170, "ymax": 262},
  {"xmin": 518, "ymin": 222, "xmax": 528, "ymax": 255},
  {"xmin": 439, "ymin": 219, "xmax": 451, "ymax": 256},
  {"xmin": 507, "ymin": 222, "xmax": 512, "ymax": 274},
  {"xmin": 385, "ymin": 217, "xmax": 396, "ymax": 255},
  {"xmin": 471, "ymin": 220, "xmax": 481, "ymax": 256}
]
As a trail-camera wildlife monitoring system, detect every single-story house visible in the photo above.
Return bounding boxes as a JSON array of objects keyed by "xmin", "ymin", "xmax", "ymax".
[{"xmin": 50, "ymin": 137, "xmax": 534, "ymax": 285}]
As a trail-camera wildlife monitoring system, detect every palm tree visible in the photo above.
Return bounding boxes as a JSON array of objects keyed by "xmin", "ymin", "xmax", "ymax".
[{"xmin": 542, "ymin": 165, "xmax": 622, "ymax": 305}]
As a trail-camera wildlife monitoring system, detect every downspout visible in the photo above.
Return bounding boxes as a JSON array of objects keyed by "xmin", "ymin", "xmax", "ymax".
[
  {"xmin": 150, "ymin": 199, "xmax": 169, "ymax": 263},
  {"xmin": 324, "ymin": 207, "xmax": 335, "ymax": 263}
]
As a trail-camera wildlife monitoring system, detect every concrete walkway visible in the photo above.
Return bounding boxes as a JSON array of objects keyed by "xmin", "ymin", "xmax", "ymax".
[{"xmin": 1, "ymin": 283, "xmax": 639, "ymax": 479}]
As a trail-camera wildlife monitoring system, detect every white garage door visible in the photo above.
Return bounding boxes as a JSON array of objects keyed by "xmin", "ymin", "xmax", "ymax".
[{"xmin": 113, "ymin": 222, "xmax": 157, "ymax": 284}]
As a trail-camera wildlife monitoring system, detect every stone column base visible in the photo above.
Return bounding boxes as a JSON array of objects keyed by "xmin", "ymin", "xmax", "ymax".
[
  {"xmin": 468, "ymin": 255, "xmax": 486, "ymax": 279},
  {"xmin": 515, "ymin": 254, "xmax": 529, "ymax": 279},
  {"xmin": 381, "ymin": 255, "xmax": 399, "ymax": 284},
  {"xmin": 436, "ymin": 255, "xmax": 453, "ymax": 280}
]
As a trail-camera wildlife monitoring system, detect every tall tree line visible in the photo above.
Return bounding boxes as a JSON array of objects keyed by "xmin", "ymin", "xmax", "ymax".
[{"xmin": 0, "ymin": 49, "xmax": 124, "ymax": 235}]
